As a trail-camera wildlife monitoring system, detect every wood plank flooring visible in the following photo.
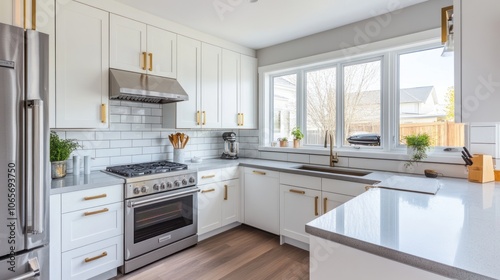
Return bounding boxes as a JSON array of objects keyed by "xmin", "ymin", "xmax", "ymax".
[{"xmin": 114, "ymin": 225, "xmax": 309, "ymax": 280}]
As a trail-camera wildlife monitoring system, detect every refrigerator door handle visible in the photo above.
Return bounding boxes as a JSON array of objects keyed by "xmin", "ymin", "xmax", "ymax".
[
  {"xmin": 26, "ymin": 100, "xmax": 44, "ymax": 234},
  {"xmin": 8, "ymin": 257, "xmax": 41, "ymax": 280}
]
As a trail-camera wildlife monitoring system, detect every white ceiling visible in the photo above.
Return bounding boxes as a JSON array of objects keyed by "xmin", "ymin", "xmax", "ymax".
[{"xmin": 114, "ymin": 0, "xmax": 428, "ymax": 50}]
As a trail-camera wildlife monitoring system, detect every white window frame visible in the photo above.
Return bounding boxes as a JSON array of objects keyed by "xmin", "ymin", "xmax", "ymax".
[{"xmin": 258, "ymin": 29, "xmax": 463, "ymax": 162}]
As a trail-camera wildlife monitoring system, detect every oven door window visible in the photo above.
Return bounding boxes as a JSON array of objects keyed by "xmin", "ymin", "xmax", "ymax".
[{"xmin": 134, "ymin": 195, "xmax": 193, "ymax": 243}]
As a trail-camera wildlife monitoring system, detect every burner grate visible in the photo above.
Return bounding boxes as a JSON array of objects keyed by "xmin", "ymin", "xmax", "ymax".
[{"xmin": 106, "ymin": 160, "xmax": 188, "ymax": 177}]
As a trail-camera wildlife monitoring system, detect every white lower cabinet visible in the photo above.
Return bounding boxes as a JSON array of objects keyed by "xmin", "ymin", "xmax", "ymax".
[
  {"xmin": 280, "ymin": 184, "xmax": 321, "ymax": 244},
  {"xmin": 243, "ymin": 168, "xmax": 280, "ymax": 235},
  {"xmin": 322, "ymin": 191, "xmax": 353, "ymax": 213},
  {"xmin": 197, "ymin": 167, "xmax": 240, "ymax": 237},
  {"xmin": 50, "ymin": 185, "xmax": 124, "ymax": 280}
]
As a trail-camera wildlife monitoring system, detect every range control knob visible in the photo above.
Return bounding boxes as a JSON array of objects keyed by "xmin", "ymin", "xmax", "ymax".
[
  {"xmin": 133, "ymin": 187, "xmax": 140, "ymax": 195},
  {"xmin": 189, "ymin": 177, "xmax": 196, "ymax": 184},
  {"xmin": 182, "ymin": 179, "xmax": 188, "ymax": 185},
  {"xmin": 160, "ymin": 182, "xmax": 166, "ymax": 190},
  {"xmin": 153, "ymin": 184, "xmax": 160, "ymax": 191},
  {"xmin": 141, "ymin": 186, "xmax": 148, "ymax": 193},
  {"xmin": 166, "ymin": 182, "xmax": 173, "ymax": 189},
  {"xmin": 174, "ymin": 180, "xmax": 180, "ymax": 187}
]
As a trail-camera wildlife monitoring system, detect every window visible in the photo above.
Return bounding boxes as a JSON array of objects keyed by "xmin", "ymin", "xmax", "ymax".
[
  {"xmin": 272, "ymin": 74, "xmax": 297, "ymax": 140},
  {"xmin": 343, "ymin": 59, "xmax": 382, "ymax": 146},
  {"xmin": 305, "ymin": 67, "xmax": 336, "ymax": 145},
  {"xmin": 267, "ymin": 39, "xmax": 463, "ymax": 151},
  {"xmin": 398, "ymin": 47, "xmax": 463, "ymax": 147}
]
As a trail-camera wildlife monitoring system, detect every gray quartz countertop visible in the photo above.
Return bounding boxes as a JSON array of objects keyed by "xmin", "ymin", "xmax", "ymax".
[
  {"xmin": 50, "ymin": 171, "xmax": 125, "ymax": 195},
  {"xmin": 306, "ymin": 177, "xmax": 500, "ymax": 280}
]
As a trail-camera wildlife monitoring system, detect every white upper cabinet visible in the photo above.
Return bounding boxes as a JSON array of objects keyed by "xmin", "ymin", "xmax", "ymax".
[
  {"xmin": 200, "ymin": 43, "xmax": 222, "ymax": 128},
  {"xmin": 239, "ymin": 55, "xmax": 258, "ymax": 129},
  {"xmin": 221, "ymin": 51, "xmax": 258, "ymax": 129},
  {"xmin": 55, "ymin": 1, "xmax": 109, "ymax": 128},
  {"xmin": 165, "ymin": 35, "xmax": 201, "ymax": 128},
  {"xmin": 110, "ymin": 14, "xmax": 176, "ymax": 78},
  {"xmin": 456, "ymin": 0, "xmax": 500, "ymax": 122}
]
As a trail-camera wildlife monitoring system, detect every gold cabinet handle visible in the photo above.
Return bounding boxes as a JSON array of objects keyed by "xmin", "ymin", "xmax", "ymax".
[
  {"xmin": 224, "ymin": 185, "xmax": 228, "ymax": 200},
  {"xmin": 289, "ymin": 189, "xmax": 305, "ymax": 195},
  {"xmin": 237, "ymin": 113, "xmax": 241, "ymax": 126},
  {"xmin": 241, "ymin": 113, "xmax": 244, "ymax": 126},
  {"xmin": 201, "ymin": 188, "xmax": 215, "ymax": 193},
  {"xmin": 84, "ymin": 208, "xmax": 109, "ymax": 216},
  {"xmin": 84, "ymin": 251, "xmax": 108, "ymax": 263},
  {"xmin": 196, "ymin": 111, "xmax": 200, "ymax": 125},
  {"xmin": 148, "ymin": 53, "xmax": 153, "ymax": 71},
  {"xmin": 101, "ymin": 104, "xmax": 107, "ymax": 123},
  {"xmin": 252, "ymin": 171, "xmax": 266, "ymax": 176},
  {"xmin": 201, "ymin": 174, "xmax": 215, "ymax": 179},
  {"xmin": 202, "ymin": 111, "xmax": 206, "ymax": 125},
  {"xmin": 142, "ymin": 52, "xmax": 147, "ymax": 70},
  {"xmin": 31, "ymin": 0, "xmax": 36, "ymax": 30},
  {"xmin": 23, "ymin": 0, "xmax": 27, "ymax": 29},
  {"xmin": 314, "ymin": 196, "xmax": 319, "ymax": 216},
  {"xmin": 83, "ymin": 194, "xmax": 107, "ymax": 201},
  {"xmin": 323, "ymin": 197, "xmax": 327, "ymax": 214}
]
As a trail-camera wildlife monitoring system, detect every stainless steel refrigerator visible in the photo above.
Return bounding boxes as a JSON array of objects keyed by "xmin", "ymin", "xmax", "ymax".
[{"xmin": 0, "ymin": 22, "xmax": 49, "ymax": 280}]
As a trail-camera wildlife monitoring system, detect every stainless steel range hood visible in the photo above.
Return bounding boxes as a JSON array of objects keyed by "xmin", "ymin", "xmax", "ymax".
[{"xmin": 109, "ymin": 69, "xmax": 188, "ymax": 104}]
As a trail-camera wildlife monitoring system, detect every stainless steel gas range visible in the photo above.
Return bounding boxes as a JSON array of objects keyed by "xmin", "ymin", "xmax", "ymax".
[{"xmin": 104, "ymin": 161, "xmax": 198, "ymax": 274}]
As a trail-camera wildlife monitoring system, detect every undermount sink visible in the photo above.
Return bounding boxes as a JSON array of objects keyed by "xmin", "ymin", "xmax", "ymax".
[{"xmin": 292, "ymin": 165, "xmax": 371, "ymax": 177}]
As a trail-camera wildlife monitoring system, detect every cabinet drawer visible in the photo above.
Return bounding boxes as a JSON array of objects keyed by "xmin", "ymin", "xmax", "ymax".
[
  {"xmin": 244, "ymin": 167, "xmax": 279, "ymax": 178},
  {"xmin": 198, "ymin": 169, "xmax": 221, "ymax": 185},
  {"xmin": 62, "ymin": 202, "xmax": 123, "ymax": 252},
  {"xmin": 280, "ymin": 173, "xmax": 321, "ymax": 190},
  {"xmin": 61, "ymin": 235, "xmax": 123, "ymax": 280},
  {"xmin": 322, "ymin": 178, "xmax": 368, "ymax": 197},
  {"xmin": 62, "ymin": 185, "xmax": 123, "ymax": 213},
  {"xmin": 221, "ymin": 166, "xmax": 239, "ymax": 180}
]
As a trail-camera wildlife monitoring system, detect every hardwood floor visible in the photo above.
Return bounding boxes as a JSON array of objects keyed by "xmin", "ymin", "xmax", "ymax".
[{"xmin": 115, "ymin": 225, "xmax": 309, "ymax": 280}]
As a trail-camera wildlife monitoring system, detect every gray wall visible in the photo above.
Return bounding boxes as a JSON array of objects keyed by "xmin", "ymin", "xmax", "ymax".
[{"xmin": 257, "ymin": 0, "xmax": 452, "ymax": 66}]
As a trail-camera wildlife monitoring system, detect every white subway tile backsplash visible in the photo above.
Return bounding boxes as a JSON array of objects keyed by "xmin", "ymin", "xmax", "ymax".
[
  {"xmin": 152, "ymin": 154, "xmax": 168, "ymax": 161},
  {"xmin": 131, "ymin": 107, "xmax": 152, "ymax": 116},
  {"xmin": 287, "ymin": 153, "xmax": 310, "ymax": 164},
  {"xmin": 120, "ymin": 101, "xmax": 142, "ymax": 107},
  {"xmin": 96, "ymin": 148, "xmax": 121, "ymax": 157},
  {"xmin": 110, "ymin": 106, "xmax": 131, "ymax": 114},
  {"xmin": 66, "ymin": 131, "xmax": 95, "ymax": 141},
  {"xmin": 143, "ymin": 116, "xmax": 161, "ymax": 124},
  {"xmin": 132, "ymin": 124, "xmax": 151, "ymax": 131},
  {"xmin": 133, "ymin": 139, "xmax": 152, "ymax": 147},
  {"xmin": 143, "ymin": 146, "xmax": 162, "ymax": 154},
  {"xmin": 143, "ymin": 131, "xmax": 161, "ymax": 139},
  {"xmin": 151, "ymin": 109, "xmax": 162, "ymax": 116},
  {"xmin": 121, "ymin": 115, "xmax": 143, "ymax": 123},
  {"xmin": 142, "ymin": 103, "xmax": 161, "ymax": 109},
  {"xmin": 110, "ymin": 156, "xmax": 132, "ymax": 165},
  {"xmin": 121, "ymin": 131, "xmax": 143, "ymax": 139},
  {"xmin": 96, "ymin": 132, "xmax": 121, "ymax": 140},
  {"xmin": 110, "ymin": 123, "xmax": 132, "ymax": 131},
  {"xmin": 260, "ymin": 152, "xmax": 287, "ymax": 161},
  {"xmin": 110, "ymin": 115, "xmax": 121, "ymax": 123},
  {"xmin": 121, "ymin": 147, "xmax": 143, "ymax": 156},
  {"xmin": 110, "ymin": 140, "xmax": 132, "ymax": 148},
  {"xmin": 82, "ymin": 141, "xmax": 110, "ymax": 149},
  {"xmin": 132, "ymin": 155, "xmax": 152, "ymax": 163}
]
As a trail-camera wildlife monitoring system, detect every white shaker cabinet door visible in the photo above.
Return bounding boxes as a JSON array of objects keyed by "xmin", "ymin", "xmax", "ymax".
[
  {"xmin": 239, "ymin": 55, "xmax": 258, "ymax": 129},
  {"xmin": 55, "ymin": 1, "xmax": 109, "ymax": 128},
  {"xmin": 174, "ymin": 35, "xmax": 201, "ymax": 128},
  {"xmin": 198, "ymin": 183, "xmax": 222, "ymax": 235},
  {"xmin": 147, "ymin": 25, "xmax": 176, "ymax": 78},
  {"xmin": 200, "ymin": 43, "xmax": 222, "ymax": 128},
  {"xmin": 109, "ymin": 14, "xmax": 147, "ymax": 74},
  {"xmin": 221, "ymin": 49, "xmax": 240, "ymax": 129},
  {"xmin": 221, "ymin": 179, "xmax": 240, "ymax": 226}
]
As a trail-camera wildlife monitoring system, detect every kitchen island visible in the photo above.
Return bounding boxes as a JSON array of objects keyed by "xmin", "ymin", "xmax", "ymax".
[{"xmin": 306, "ymin": 177, "xmax": 500, "ymax": 279}]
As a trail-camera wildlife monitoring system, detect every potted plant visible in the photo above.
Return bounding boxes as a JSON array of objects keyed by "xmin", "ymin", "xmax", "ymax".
[
  {"xmin": 291, "ymin": 127, "xmax": 304, "ymax": 148},
  {"xmin": 278, "ymin": 137, "xmax": 289, "ymax": 147},
  {"xmin": 404, "ymin": 133, "xmax": 431, "ymax": 167},
  {"xmin": 50, "ymin": 132, "xmax": 82, "ymax": 178}
]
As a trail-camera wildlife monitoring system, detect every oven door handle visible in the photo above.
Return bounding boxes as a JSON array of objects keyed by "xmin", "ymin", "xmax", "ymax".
[{"xmin": 127, "ymin": 187, "xmax": 199, "ymax": 208}]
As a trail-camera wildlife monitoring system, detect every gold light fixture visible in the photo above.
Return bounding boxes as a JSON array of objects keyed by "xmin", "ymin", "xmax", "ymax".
[{"xmin": 441, "ymin": 6, "xmax": 454, "ymax": 57}]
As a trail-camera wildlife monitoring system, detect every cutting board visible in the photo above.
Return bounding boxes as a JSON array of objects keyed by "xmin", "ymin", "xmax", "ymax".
[{"xmin": 372, "ymin": 175, "xmax": 441, "ymax": 195}]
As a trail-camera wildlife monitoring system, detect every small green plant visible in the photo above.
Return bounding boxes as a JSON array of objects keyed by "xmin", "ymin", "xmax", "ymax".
[
  {"xmin": 291, "ymin": 127, "xmax": 304, "ymax": 140},
  {"xmin": 278, "ymin": 137, "xmax": 288, "ymax": 142},
  {"xmin": 50, "ymin": 132, "xmax": 82, "ymax": 162},
  {"xmin": 404, "ymin": 133, "xmax": 431, "ymax": 167}
]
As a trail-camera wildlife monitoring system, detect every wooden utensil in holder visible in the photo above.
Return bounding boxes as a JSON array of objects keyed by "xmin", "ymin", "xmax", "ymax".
[{"xmin": 468, "ymin": 154, "xmax": 495, "ymax": 183}]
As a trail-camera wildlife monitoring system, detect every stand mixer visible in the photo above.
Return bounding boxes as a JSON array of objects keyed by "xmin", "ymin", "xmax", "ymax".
[{"xmin": 221, "ymin": 132, "xmax": 239, "ymax": 159}]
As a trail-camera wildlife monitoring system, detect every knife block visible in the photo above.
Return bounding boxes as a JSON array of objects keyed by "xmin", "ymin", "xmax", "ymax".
[{"xmin": 468, "ymin": 154, "xmax": 495, "ymax": 183}]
